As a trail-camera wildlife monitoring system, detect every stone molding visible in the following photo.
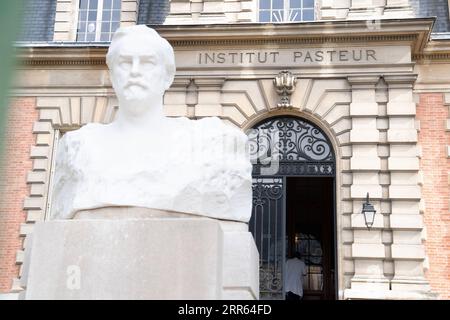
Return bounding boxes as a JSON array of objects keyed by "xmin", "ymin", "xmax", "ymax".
[
  {"xmin": 157, "ymin": 19, "xmax": 431, "ymax": 54},
  {"xmin": 414, "ymin": 40, "xmax": 450, "ymax": 62},
  {"xmin": 17, "ymin": 18, "xmax": 435, "ymax": 66}
]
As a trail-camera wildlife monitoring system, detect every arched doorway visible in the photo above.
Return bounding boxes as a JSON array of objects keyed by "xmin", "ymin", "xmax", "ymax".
[{"xmin": 247, "ymin": 116, "xmax": 337, "ymax": 300}]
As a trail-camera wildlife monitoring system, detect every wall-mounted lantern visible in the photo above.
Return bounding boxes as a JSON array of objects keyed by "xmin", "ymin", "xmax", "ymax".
[{"xmin": 361, "ymin": 193, "xmax": 376, "ymax": 229}]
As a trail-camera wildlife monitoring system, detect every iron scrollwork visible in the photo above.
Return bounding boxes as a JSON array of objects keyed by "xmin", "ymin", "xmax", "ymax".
[
  {"xmin": 248, "ymin": 117, "xmax": 335, "ymax": 176},
  {"xmin": 251, "ymin": 177, "xmax": 284, "ymax": 300},
  {"xmin": 249, "ymin": 116, "xmax": 335, "ymax": 300}
]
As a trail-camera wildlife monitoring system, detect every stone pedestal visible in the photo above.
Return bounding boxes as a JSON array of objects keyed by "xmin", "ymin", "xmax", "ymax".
[{"xmin": 21, "ymin": 217, "xmax": 259, "ymax": 300}]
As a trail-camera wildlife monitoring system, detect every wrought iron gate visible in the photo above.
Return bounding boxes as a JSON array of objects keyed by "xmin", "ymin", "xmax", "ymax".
[{"xmin": 247, "ymin": 116, "xmax": 335, "ymax": 300}]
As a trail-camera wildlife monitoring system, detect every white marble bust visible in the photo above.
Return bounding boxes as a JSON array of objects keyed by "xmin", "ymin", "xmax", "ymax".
[{"xmin": 50, "ymin": 25, "xmax": 252, "ymax": 222}]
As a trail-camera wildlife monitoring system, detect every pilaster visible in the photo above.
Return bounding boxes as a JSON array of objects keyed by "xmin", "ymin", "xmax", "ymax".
[
  {"xmin": 120, "ymin": 0, "xmax": 140, "ymax": 27},
  {"xmin": 319, "ymin": 0, "xmax": 414, "ymax": 21},
  {"xmin": 319, "ymin": 0, "xmax": 350, "ymax": 20},
  {"xmin": 193, "ymin": 78, "xmax": 225, "ymax": 117},
  {"xmin": 53, "ymin": 0, "xmax": 78, "ymax": 41},
  {"xmin": 163, "ymin": 78, "xmax": 191, "ymax": 117},
  {"xmin": 383, "ymin": 0, "xmax": 414, "ymax": 18},
  {"xmin": 348, "ymin": 75, "xmax": 389, "ymax": 291},
  {"xmin": 165, "ymin": 0, "xmax": 228, "ymax": 24},
  {"xmin": 384, "ymin": 74, "xmax": 431, "ymax": 293},
  {"xmin": 347, "ymin": 0, "xmax": 385, "ymax": 19}
]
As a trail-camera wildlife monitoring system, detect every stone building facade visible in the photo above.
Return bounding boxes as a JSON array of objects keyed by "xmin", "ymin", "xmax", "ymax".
[{"xmin": 0, "ymin": 0, "xmax": 449, "ymax": 300}]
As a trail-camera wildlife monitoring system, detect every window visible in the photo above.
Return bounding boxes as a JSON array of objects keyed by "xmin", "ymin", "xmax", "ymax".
[
  {"xmin": 259, "ymin": 0, "xmax": 315, "ymax": 23},
  {"xmin": 77, "ymin": 0, "xmax": 121, "ymax": 42}
]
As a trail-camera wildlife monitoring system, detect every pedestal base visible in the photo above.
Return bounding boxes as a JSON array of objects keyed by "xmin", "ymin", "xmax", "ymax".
[
  {"xmin": 344, "ymin": 288, "xmax": 439, "ymax": 300},
  {"xmin": 21, "ymin": 218, "xmax": 259, "ymax": 300}
]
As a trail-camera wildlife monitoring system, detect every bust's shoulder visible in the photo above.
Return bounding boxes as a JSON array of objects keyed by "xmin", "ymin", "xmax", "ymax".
[
  {"xmin": 195, "ymin": 117, "xmax": 245, "ymax": 137},
  {"xmin": 58, "ymin": 123, "xmax": 108, "ymax": 160},
  {"xmin": 196, "ymin": 116, "xmax": 223, "ymax": 127},
  {"xmin": 61, "ymin": 123, "xmax": 105, "ymax": 143},
  {"xmin": 169, "ymin": 116, "xmax": 235, "ymax": 132}
]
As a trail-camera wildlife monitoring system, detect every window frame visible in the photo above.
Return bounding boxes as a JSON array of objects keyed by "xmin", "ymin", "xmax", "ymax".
[
  {"xmin": 258, "ymin": 0, "xmax": 316, "ymax": 23},
  {"xmin": 76, "ymin": 0, "xmax": 121, "ymax": 42}
]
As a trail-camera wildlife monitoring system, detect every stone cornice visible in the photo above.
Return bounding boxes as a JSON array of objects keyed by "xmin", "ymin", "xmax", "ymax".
[
  {"xmin": 414, "ymin": 39, "xmax": 450, "ymax": 62},
  {"xmin": 16, "ymin": 18, "xmax": 435, "ymax": 66},
  {"xmin": 155, "ymin": 18, "xmax": 433, "ymax": 53},
  {"xmin": 16, "ymin": 46, "xmax": 107, "ymax": 66}
]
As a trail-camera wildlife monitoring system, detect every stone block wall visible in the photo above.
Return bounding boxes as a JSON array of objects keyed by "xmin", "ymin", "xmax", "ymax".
[
  {"xmin": 165, "ymin": 0, "xmax": 255, "ymax": 24},
  {"xmin": 165, "ymin": 0, "xmax": 415, "ymax": 24},
  {"xmin": 321, "ymin": 0, "xmax": 414, "ymax": 20}
]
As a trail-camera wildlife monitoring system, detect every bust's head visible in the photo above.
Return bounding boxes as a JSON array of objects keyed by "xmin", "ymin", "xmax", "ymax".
[{"xmin": 106, "ymin": 25, "xmax": 175, "ymax": 116}]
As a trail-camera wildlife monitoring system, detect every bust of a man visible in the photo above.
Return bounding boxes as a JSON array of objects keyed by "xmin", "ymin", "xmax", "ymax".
[{"xmin": 50, "ymin": 25, "xmax": 252, "ymax": 222}]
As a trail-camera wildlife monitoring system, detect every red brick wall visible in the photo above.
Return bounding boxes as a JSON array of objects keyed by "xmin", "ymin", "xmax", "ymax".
[
  {"xmin": 417, "ymin": 93, "xmax": 450, "ymax": 299},
  {"xmin": 0, "ymin": 97, "xmax": 37, "ymax": 293}
]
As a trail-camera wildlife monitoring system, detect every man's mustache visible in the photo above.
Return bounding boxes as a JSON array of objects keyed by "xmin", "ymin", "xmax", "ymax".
[{"xmin": 124, "ymin": 80, "xmax": 148, "ymax": 89}]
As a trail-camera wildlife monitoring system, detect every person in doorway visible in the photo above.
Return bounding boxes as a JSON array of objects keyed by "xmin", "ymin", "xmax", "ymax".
[{"xmin": 285, "ymin": 251, "xmax": 307, "ymax": 300}]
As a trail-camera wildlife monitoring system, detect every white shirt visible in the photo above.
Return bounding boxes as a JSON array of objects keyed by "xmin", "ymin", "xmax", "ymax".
[{"xmin": 284, "ymin": 257, "xmax": 307, "ymax": 297}]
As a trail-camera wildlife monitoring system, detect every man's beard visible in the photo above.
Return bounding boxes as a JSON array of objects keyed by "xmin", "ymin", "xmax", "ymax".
[
  {"xmin": 122, "ymin": 85, "xmax": 148, "ymax": 101},
  {"xmin": 117, "ymin": 84, "xmax": 164, "ymax": 116}
]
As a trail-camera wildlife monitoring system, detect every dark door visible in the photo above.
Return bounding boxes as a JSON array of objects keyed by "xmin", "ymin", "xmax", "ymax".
[
  {"xmin": 286, "ymin": 177, "xmax": 336, "ymax": 300},
  {"xmin": 248, "ymin": 116, "xmax": 337, "ymax": 300}
]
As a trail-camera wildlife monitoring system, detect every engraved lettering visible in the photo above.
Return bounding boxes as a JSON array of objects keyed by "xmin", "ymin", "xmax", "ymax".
[
  {"xmin": 195, "ymin": 49, "xmax": 379, "ymax": 65},
  {"xmin": 229, "ymin": 52, "xmax": 238, "ymax": 64},
  {"xmin": 327, "ymin": 50, "xmax": 336, "ymax": 62},
  {"xmin": 353, "ymin": 50, "xmax": 362, "ymax": 61},
  {"xmin": 367, "ymin": 49, "xmax": 377, "ymax": 61},
  {"xmin": 258, "ymin": 52, "xmax": 268, "ymax": 63},
  {"xmin": 293, "ymin": 51, "xmax": 303, "ymax": 62},
  {"xmin": 269, "ymin": 52, "xmax": 279, "ymax": 63},
  {"xmin": 315, "ymin": 51, "xmax": 324, "ymax": 62},
  {"xmin": 217, "ymin": 53, "xmax": 226, "ymax": 63},
  {"xmin": 246, "ymin": 52, "xmax": 255, "ymax": 63},
  {"xmin": 205, "ymin": 52, "xmax": 215, "ymax": 64},
  {"xmin": 340, "ymin": 50, "xmax": 349, "ymax": 61}
]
